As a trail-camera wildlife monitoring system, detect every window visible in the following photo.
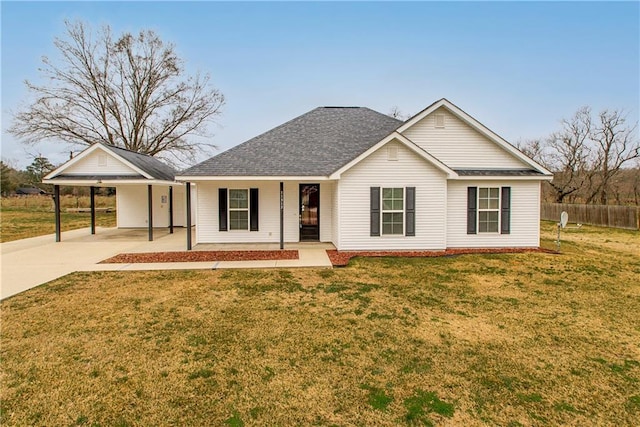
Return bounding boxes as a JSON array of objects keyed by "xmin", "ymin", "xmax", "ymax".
[
  {"xmin": 382, "ymin": 188, "xmax": 404, "ymax": 235},
  {"xmin": 478, "ymin": 187, "xmax": 500, "ymax": 232},
  {"xmin": 229, "ymin": 189, "xmax": 249, "ymax": 230}
]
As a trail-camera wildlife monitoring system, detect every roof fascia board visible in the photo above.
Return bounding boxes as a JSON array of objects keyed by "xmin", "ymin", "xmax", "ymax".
[
  {"xmin": 451, "ymin": 175, "xmax": 553, "ymax": 181},
  {"xmin": 175, "ymin": 175, "xmax": 334, "ymax": 182},
  {"xmin": 43, "ymin": 143, "xmax": 156, "ymax": 181},
  {"xmin": 43, "ymin": 178, "xmax": 179, "ymax": 186},
  {"xmin": 329, "ymin": 131, "xmax": 457, "ymax": 179},
  {"xmin": 397, "ymin": 99, "xmax": 553, "ymax": 176}
]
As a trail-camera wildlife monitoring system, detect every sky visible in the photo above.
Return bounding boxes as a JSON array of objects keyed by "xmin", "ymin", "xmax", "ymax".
[{"xmin": 1, "ymin": 1, "xmax": 639, "ymax": 169}]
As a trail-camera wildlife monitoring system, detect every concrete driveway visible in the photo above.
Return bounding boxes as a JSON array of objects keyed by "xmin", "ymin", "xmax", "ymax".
[
  {"xmin": 0, "ymin": 227, "xmax": 333, "ymax": 300},
  {"xmin": 0, "ymin": 227, "xmax": 189, "ymax": 300}
]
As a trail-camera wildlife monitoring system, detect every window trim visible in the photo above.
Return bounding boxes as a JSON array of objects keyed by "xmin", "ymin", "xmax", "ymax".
[
  {"xmin": 228, "ymin": 188, "xmax": 250, "ymax": 231},
  {"xmin": 477, "ymin": 187, "xmax": 500, "ymax": 233},
  {"xmin": 381, "ymin": 187, "xmax": 404, "ymax": 235}
]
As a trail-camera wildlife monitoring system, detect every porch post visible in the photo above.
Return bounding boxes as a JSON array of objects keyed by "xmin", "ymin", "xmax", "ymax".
[
  {"xmin": 54, "ymin": 185, "xmax": 61, "ymax": 242},
  {"xmin": 186, "ymin": 182, "xmax": 192, "ymax": 251},
  {"xmin": 280, "ymin": 181, "xmax": 284, "ymax": 250},
  {"xmin": 90, "ymin": 186, "xmax": 96, "ymax": 235},
  {"xmin": 147, "ymin": 184, "xmax": 153, "ymax": 241},
  {"xmin": 168, "ymin": 186, "xmax": 174, "ymax": 234}
]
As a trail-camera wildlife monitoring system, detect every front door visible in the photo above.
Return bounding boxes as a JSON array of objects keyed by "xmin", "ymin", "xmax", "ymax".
[{"xmin": 299, "ymin": 184, "xmax": 320, "ymax": 241}]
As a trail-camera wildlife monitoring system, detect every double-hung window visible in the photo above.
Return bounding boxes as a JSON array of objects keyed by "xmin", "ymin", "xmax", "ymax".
[
  {"xmin": 478, "ymin": 187, "xmax": 500, "ymax": 233},
  {"xmin": 229, "ymin": 189, "xmax": 249, "ymax": 230},
  {"xmin": 382, "ymin": 188, "xmax": 404, "ymax": 235}
]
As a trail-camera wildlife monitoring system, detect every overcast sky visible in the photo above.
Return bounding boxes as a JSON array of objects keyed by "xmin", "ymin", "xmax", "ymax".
[{"xmin": 2, "ymin": 1, "xmax": 638, "ymax": 169}]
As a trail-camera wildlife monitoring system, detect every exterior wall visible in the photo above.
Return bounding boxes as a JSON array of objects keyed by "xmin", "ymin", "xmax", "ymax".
[
  {"xmin": 65, "ymin": 150, "xmax": 139, "ymax": 175},
  {"xmin": 337, "ymin": 140, "xmax": 448, "ymax": 250},
  {"xmin": 116, "ymin": 185, "xmax": 191, "ymax": 228},
  {"xmin": 116, "ymin": 185, "xmax": 169, "ymax": 228},
  {"xmin": 320, "ymin": 181, "xmax": 333, "ymax": 242},
  {"xmin": 332, "ymin": 183, "xmax": 340, "ymax": 249},
  {"xmin": 194, "ymin": 180, "xmax": 335, "ymax": 244},
  {"xmin": 401, "ymin": 107, "xmax": 528, "ymax": 169},
  {"xmin": 171, "ymin": 184, "xmax": 196, "ymax": 227},
  {"xmin": 446, "ymin": 180, "xmax": 541, "ymax": 248}
]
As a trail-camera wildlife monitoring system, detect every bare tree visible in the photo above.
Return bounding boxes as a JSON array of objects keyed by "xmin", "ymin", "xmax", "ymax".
[
  {"xmin": 519, "ymin": 108, "xmax": 594, "ymax": 203},
  {"xmin": 9, "ymin": 20, "xmax": 225, "ymax": 164},
  {"xmin": 545, "ymin": 108, "xmax": 595, "ymax": 203},
  {"xmin": 525, "ymin": 107, "xmax": 639, "ymax": 205},
  {"xmin": 388, "ymin": 106, "xmax": 410, "ymax": 121},
  {"xmin": 585, "ymin": 109, "xmax": 639, "ymax": 204}
]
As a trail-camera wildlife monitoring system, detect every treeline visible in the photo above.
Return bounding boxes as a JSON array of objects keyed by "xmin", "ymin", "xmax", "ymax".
[{"xmin": 519, "ymin": 107, "xmax": 639, "ymax": 206}]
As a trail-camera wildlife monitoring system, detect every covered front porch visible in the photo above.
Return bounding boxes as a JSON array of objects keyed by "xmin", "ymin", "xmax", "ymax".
[{"xmin": 182, "ymin": 178, "xmax": 338, "ymax": 250}]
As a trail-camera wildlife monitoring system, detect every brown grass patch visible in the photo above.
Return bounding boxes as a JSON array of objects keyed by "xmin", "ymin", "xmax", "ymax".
[
  {"xmin": 1, "ymin": 223, "xmax": 639, "ymax": 426},
  {"xmin": 1, "ymin": 195, "xmax": 116, "ymax": 242}
]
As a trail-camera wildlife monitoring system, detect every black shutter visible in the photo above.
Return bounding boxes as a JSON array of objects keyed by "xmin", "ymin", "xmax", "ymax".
[
  {"xmin": 467, "ymin": 187, "xmax": 477, "ymax": 234},
  {"xmin": 218, "ymin": 188, "xmax": 228, "ymax": 231},
  {"xmin": 405, "ymin": 187, "xmax": 415, "ymax": 236},
  {"xmin": 501, "ymin": 187, "xmax": 511, "ymax": 234},
  {"xmin": 250, "ymin": 188, "xmax": 259, "ymax": 231},
  {"xmin": 370, "ymin": 187, "xmax": 380, "ymax": 236}
]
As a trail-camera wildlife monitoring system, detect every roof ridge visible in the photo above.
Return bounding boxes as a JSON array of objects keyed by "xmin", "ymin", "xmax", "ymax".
[{"xmin": 101, "ymin": 142, "xmax": 154, "ymax": 158}]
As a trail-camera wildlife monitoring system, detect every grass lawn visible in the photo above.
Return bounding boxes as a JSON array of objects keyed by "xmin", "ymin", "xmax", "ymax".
[
  {"xmin": 1, "ymin": 223, "xmax": 639, "ymax": 426},
  {"xmin": 0, "ymin": 195, "xmax": 116, "ymax": 242}
]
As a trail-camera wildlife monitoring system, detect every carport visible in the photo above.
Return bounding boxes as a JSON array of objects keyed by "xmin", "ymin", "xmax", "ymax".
[{"xmin": 43, "ymin": 143, "xmax": 194, "ymax": 246}]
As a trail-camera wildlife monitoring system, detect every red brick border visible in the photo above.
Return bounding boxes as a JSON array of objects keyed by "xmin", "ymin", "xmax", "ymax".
[{"xmin": 101, "ymin": 250, "xmax": 299, "ymax": 264}]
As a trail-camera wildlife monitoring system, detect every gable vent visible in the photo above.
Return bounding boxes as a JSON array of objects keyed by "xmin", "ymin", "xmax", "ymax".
[
  {"xmin": 387, "ymin": 145, "xmax": 398, "ymax": 161},
  {"xmin": 98, "ymin": 153, "xmax": 108, "ymax": 167},
  {"xmin": 435, "ymin": 113, "xmax": 445, "ymax": 128}
]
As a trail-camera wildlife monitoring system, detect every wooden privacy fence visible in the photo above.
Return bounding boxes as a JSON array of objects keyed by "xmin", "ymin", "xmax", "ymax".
[{"xmin": 541, "ymin": 203, "xmax": 639, "ymax": 230}]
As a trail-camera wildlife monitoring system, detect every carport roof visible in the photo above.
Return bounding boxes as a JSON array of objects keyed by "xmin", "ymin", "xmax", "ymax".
[
  {"xmin": 102, "ymin": 144, "xmax": 176, "ymax": 181},
  {"xmin": 43, "ymin": 143, "xmax": 177, "ymax": 185}
]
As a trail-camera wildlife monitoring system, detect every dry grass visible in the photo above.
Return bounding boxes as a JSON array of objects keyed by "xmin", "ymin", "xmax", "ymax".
[
  {"xmin": 1, "ymin": 223, "xmax": 639, "ymax": 426},
  {"xmin": 0, "ymin": 195, "xmax": 116, "ymax": 242}
]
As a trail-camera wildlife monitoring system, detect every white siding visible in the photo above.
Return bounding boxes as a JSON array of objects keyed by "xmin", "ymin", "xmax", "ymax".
[
  {"xmin": 332, "ymin": 183, "xmax": 341, "ymax": 249},
  {"xmin": 116, "ymin": 185, "xmax": 173, "ymax": 228},
  {"xmin": 338, "ymin": 141, "xmax": 447, "ymax": 250},
  {"xmin": 401, "ymin": 107, "xmax": 528, "ymax": 169},
  {"xmin": 170, "ymin": 185, "xmax": 196, "ymax": 227},
  {"xmin": 283, "ymin": 182, "xmax": 299, "ymax": 243},
  {"xmin": 65, "ymin": 149, "xmax": 139, "ymax": 176},
  {"xmin": 195, "ymin": 181, "xmax": 335, "ymax": 244},
  {"xmin": 446, "ymin": 180, "xmax": 541, "ymax": 248},
  {"xmin": 320, "ymin": 181, "xmax": 333, "ymax": 242}
]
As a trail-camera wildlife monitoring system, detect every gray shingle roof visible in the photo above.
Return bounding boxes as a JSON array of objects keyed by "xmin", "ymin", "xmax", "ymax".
[
  {"xmin": 180, "ymin": 107, "xmax": 404, "ymax": 177},
  {"xmin": 454, "ymin": 169, "xmax": 543, "ymax": 176},
  {"xmin": 102, "ymin": 144, "xmax": 176, "ymax": 181}
]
